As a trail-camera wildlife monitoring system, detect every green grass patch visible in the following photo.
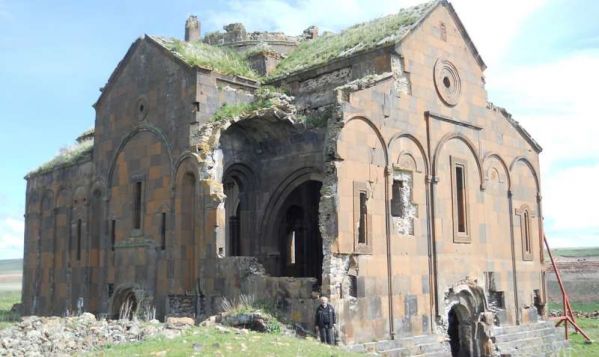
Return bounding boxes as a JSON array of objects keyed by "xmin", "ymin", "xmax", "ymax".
[
  {"xmin": 268, "ymin": 1, "xmax": 434, "ymax": 79},
  {"xmin": 0, "ymin": 290, "xmax": 20, "ymax": 330},
  {"xmin": 153, "ymin": 37, "xmax": 260, "ymax": 80},
  {"xmin": 550, "ymin": 247, "xmax": 599, "ymax": 257},
  {"xmin": 564, "ymin": 318, "xmax": 599, "ymax": 356},
  {"xmin": 548, "ymin": 301, "xmax": 599, "ymax": 313},
  {"xmin": 91, "ymin": 325, "xmax": 356, "ymax": 356},
  {"xmin": 211, "ymin": 87, "xmax": 283, "ymax": 122}
]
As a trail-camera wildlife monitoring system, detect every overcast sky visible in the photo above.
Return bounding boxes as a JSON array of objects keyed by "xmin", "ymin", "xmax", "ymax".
[{"xmin": 0, "ymin": 0, "xmax": 597, "ymax": 259}]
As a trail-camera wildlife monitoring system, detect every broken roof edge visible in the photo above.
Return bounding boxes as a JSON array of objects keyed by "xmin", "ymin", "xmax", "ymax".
[
  {"xmin": 335, "ymin": 72, "xmax": 394, "ymax": 101},
  {"xmin": 487, "ymin": 102, "xmax": 542, "ymax": 153},
  {"xmin": 93, "ymin": 35, "xmax": 260, "ymax": 109},
  {"xmin": 148, "ymin": 36, "xmax": 261, "ymax": 82}
]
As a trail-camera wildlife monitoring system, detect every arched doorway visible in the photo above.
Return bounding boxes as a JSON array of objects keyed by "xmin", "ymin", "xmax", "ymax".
[
  {"xmin": 277, "ymin": 180, "xmax": 323, "ymax": 283},
  {"xmin": 448, "ymin": 304, "xmax": 473, "ymax": 357},
  {"xmin": 111, "ymin": 287, "xmax": 138, "ymax": 320},
  {"xmin": 180, "ymin": 172, "xmax": 196, "ymax": 293},
  {"xmin": 445, "ymin": 283, "xmax": 489, "ymax": 357},
  {"xmin": 223, "ymin": 176, "xmax": 242, "ymax": 256}
]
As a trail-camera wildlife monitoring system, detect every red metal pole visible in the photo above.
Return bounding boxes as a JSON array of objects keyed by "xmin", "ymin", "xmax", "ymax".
[{"xmin": 544, "ymin": 236, "xmax": 592, "ymax": 343}]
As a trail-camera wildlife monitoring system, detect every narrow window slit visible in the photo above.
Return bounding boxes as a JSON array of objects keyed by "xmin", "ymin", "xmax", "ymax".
[
  {"xmin": 160, "ymin": 213, "xmax": 166, "ymax": 250},
  {"xmin": 76, "ymin": 219, "xmax": 82, "ymax": 261},
  {"xmin": 111, "ymin": 220, "xmax": 116, "ymax": 251},
  {"xmin": 133, "ymin": 181, "xmax": 142, "ymax": 230},
  {"xmin": 358, "ymin": 191, "xmax": 368, "ymax": 244}
]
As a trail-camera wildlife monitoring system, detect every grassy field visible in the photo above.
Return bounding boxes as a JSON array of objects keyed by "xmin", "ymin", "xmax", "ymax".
[
  {"xmin": 0, "ymin": 290, "xmax": 20, "ymax": 329},
  {"xmin": 548, "ymin": 301, "xmax": 599, "ymax": 313},
  {"xmin": 550, "ymin": 247, "xmax": 599, "ymax": 257},
  {"xmin": 91, "ymin": 326, "xmax": 357, "ymax": 357},
  {"xmin": 563, "ymin": 318, "xmax": 599, "ymax": 356}
]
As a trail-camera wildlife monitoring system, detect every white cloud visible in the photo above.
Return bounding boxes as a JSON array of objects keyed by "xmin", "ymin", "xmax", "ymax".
[
  {"xmin": 0, "ymin": 215, "xmax": 24, "ymax": 259},
  {"xmin": 486, "ymin": 52, "xmax": 599, "ymax": 247},
  {"xmin": 450, "ymin": 0, "xmax": 546, "ymax": 67},
  {"xmin": 203, "ymin": 0, "xmax": 424, "ymax": 35}
]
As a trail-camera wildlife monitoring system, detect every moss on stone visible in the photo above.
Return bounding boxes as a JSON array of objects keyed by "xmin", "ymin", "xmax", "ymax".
[
  {"xmin": 268, "ymin": 1, "xmax": 435, "ymax": 79},
  {"xmin": 152, "ymin": 36, "xmax": 260, "ymax": 80},
  {"xmin": 211, "ymin": 87, "xmax": 288, "ymax": 122},
  {"xmin": 297, "ymin": 106, "xmax": 334, "ymax": 128}
]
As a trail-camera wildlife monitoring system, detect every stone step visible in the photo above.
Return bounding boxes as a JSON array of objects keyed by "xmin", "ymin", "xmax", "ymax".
[
  {"xmin": 496, "ymin": 334, "xmax": 567, "ymax": 356},
  {"xmin": 494, "ymin": 321, "xmax": 554, "ymax": 336},
  {"xmin": 380, "ymin": 348, "xmax": 451, "ymax": 357},
  {"xmin": 494, "ymin": 327, "xmax": 558, "ymax": 343},
  {"xmin": 501, "ymin": 341, "xmax": 567, "ymax": 357}
]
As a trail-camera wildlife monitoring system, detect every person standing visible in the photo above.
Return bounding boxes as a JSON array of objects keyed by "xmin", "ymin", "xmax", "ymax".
[{"xmin": 315, "ymin": 296, "xmax": 336, "ymax": 344}]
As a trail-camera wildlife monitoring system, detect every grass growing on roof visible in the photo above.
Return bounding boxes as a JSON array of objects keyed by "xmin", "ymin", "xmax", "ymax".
[
  {"xmin": 268, "ymin": 1, "xmax": 434, "ymax": 78},
  {"xmin": 154, "ymin": 37, "xmax": 260, "ymax": 80},
  {"xmin": 28, "ymin": 139, "xmax": 93, "ymax": 176}
]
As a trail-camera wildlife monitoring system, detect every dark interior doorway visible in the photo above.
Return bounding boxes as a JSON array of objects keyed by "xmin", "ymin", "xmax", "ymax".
[
  {"xmin": 112, "ymin": 289, "xmax": 138, "ymax": 320},
  {"xmin": 278, "ymin": 180, "xmax": 323, "ymax": 284},
  {"xmin": 448, "ymin": 304, "xmax": 473, "ymax": 357}
]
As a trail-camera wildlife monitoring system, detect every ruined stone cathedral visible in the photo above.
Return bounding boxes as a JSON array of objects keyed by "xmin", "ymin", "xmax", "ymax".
[{"xmin": 22, "ymin": 1, "xmax": 565, "ymax": 355}]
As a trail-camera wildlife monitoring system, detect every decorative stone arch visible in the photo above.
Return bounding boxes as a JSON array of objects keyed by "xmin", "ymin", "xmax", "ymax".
[
  {"xmin": 344, "ymin": 116, "xmax": 389, "ymax": 166},
  {"xmin": 174, "ymin": 152, "xmax": 202, "ymax": 181},
  {"xmin": 482, "ymin": 153, "xmax": 511, "ymax": 192},
  {"xmin": 222, "ymin": 163, "xmax": 256, "ymax": 256},
  {"xmin": 106, "ymin": 125, "xmax": 175, "ymax": 188},
  {"xmin": 223, "ymin": 163, "xmax": 256, "ymax": 192},
  {"xmin": 173, "ymin": 156, "xmax": 202, "ymax": 293},
  {"xmin": 444, "ymin": 281, "xmax": 489, "ymax": 357},
  {"xmin": 72, "ymin": 186, "xmax": 88, "ymax": 206},
  {"xmin": 109, "ymin": 283, "xmax": 146, "ymax": 320},
  {"xmin": 260, "ymin": 167, "xmax": 324, "ymax": 248},
  {"xmin": 387, "ymin": 133, "xmax": 430, "ymax": 175},
  {"xmin": 37, "ymin": 189, "xmax": 55, "ymax": 311},
  {"xmin": 90, "ymin": 178, "xmax": 108, "ymax": 200},
  {"xmin": 26, "ymin": 189, "xmax": 40, "ymax": 214},
  {"xmin": 40, "ymin": 189, "xmax": 56, "ymax": 211},
  {"xmin": 432, "ymin": 133, "xmax": 484, "ymax": 190},
  {"xmin": 509, "ymin": 156, "xmax": 540, "ymax": 195},
  {"xmin": 89, "ymin": 183, "xmax": 106, "ymax": 265},
  {"xmin": 55, "ymin": 187, "xmax": 72, "ymax": 209}
]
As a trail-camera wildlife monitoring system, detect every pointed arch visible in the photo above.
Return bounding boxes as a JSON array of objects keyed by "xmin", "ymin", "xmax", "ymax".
[{"xmin": 260, "ymin": 166, "xmax": 323, "ymax": 244}]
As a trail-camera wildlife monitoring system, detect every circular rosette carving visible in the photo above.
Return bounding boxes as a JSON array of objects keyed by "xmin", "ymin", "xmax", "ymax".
[{"xmin": 434, "ymin": 59, "xmax": 461, "ymax": 106}]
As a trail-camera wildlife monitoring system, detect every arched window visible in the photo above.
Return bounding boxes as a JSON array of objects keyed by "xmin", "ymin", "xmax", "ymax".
[{"xmin": 516, "ymin": 205, "xmax": 534, "ymax": 261}]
